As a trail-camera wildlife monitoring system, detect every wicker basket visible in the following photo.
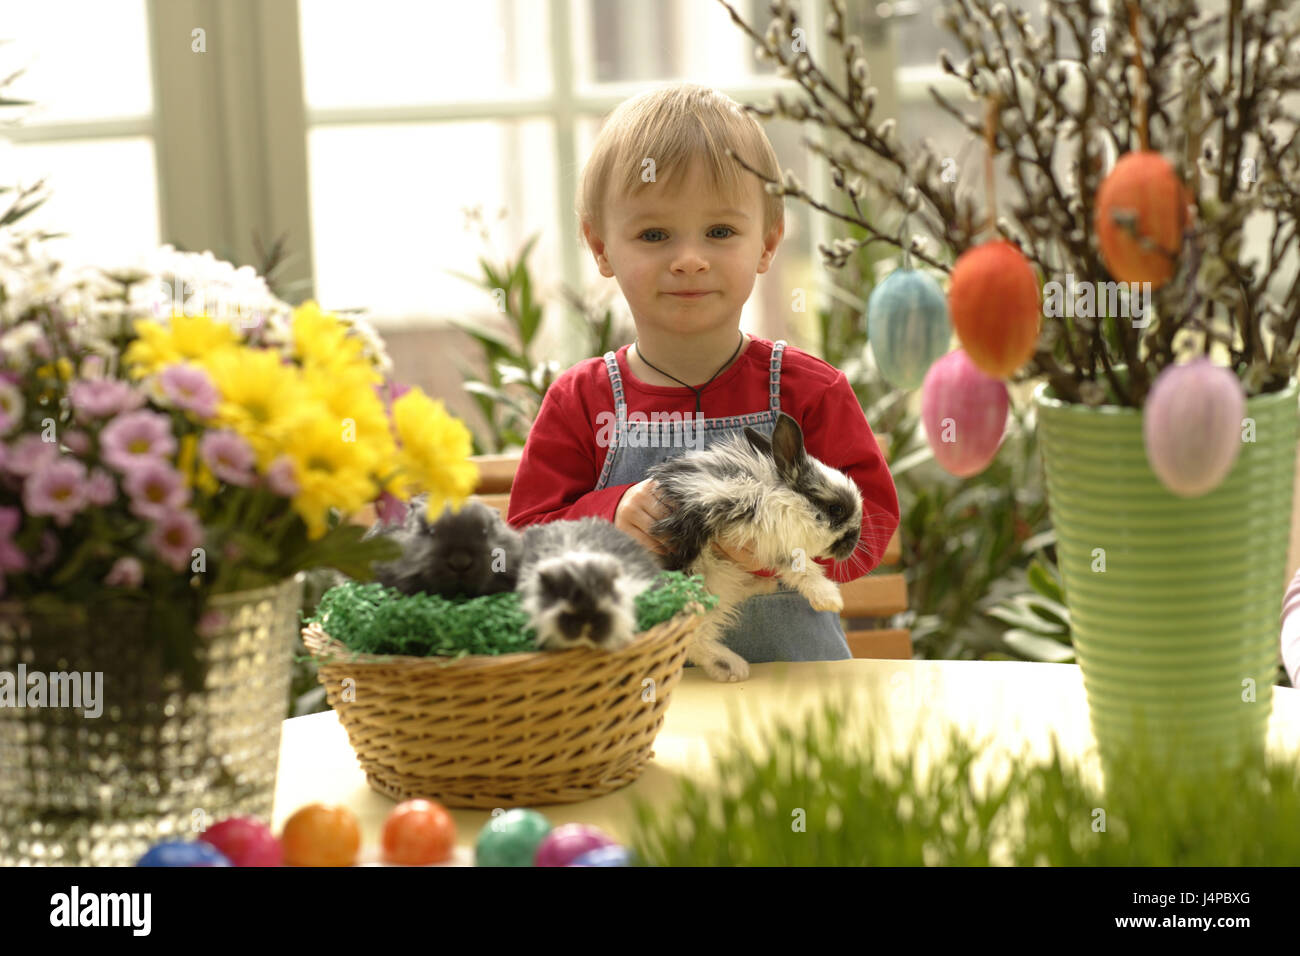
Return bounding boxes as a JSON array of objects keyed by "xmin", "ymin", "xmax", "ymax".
[{"xmin": 301, "ymin": 610, "xmax": 698, "ymax": 808}]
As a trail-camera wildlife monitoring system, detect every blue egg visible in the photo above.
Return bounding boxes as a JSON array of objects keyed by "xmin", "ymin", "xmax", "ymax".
[
  {"xmin": 136, "ymin": 841, "xmax": 233, "ymax": 867},
  {"xmin": 867, "ymin": 268, "xmax": 953, "ymax": 391},
  {"xmin": 567, "ymin": 844, "xmax": 636, "ymax": 867}
]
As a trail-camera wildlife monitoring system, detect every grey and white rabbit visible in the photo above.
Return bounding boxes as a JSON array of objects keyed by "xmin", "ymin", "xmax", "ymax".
[
  {"xmin": 646, "ymin": 412, "xmax": 865, "ymax": 683},
  {"xmin": 516, "ymin": 517, "xmax": 664, "ymax": 652},
  {"xmin": 367, "ymin": 495, "xmax": 524, "ymax": 599}
]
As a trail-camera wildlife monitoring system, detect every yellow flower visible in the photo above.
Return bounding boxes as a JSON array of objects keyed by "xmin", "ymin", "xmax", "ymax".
[
  {"xmin": 391, "ymin": 388, "xmax": 478, "ymax": 520},
  {"xmin": 291, "ymin": 301, "xmax": 377, "ymax": 380},
  {"xmin": 122, "ymin": 314, "xmax": 241, "ymax": 380},
  {"xmin": 176, "ymin": 432, "xmax": 220, "ymax": 496},
  {"xmin": 301, "ymin": 364, "xmax": 397, "ymax": 466},
  {"xmin": 204, "ymin": 347, "xmax": 316, "ymax": 470},
  {"xmin": 280, "ymin": 413, "xmax": 380, "ymax": 539}
]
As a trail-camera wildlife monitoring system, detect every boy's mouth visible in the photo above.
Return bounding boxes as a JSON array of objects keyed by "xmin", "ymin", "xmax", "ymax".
[{"xmin": 666, "ymin": 291, "xmax": 714, "ymax": 299}]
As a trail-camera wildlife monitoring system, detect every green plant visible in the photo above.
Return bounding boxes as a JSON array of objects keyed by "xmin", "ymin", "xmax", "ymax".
[
  {"xmin": 628, "ymin": 691, "xmax": 1300, "ymax": 866},
  {"xmin": 981, "ymin": 553, "xmax": 1073, "ymax": 662}
]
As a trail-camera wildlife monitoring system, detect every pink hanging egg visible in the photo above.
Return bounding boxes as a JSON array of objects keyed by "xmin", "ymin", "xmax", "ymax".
[
  {"xmin": 200, "ymin": 816, "xmax": 283, "ymax": 867},
  {"xmin": 1143, "ymin": 357, "xmax": 1245, "ymax": 497},
  {"xmin": 533, "ymin": 824, "xmax": 617, "ymax": 867},
  {"xmin": 920, "ymin": 349, "xmax": 1009, "ymax": 477}
]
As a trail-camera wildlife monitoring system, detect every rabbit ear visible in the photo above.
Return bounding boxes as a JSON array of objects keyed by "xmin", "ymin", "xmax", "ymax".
[
  {"xmin": 770, "ymin": 413, "xmax": 805, "ymax": 474},
  {"xmin": 743, "ymin": 426, "xmax": 772, "ymax": 457}
]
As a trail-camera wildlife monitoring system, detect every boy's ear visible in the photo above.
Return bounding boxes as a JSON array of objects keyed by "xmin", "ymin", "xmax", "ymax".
[
  {"xmin": 582, "ymin": 220, "xmax": 616, "ymax": 277},
  {"xmin": 755, "ymin": 218, "xmax": 785, "ymax": 275}
]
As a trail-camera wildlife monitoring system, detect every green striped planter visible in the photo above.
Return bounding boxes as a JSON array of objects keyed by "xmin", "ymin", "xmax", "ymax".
[{"xmin": 1034, "ymin": 371, "xmax": 1297, "ymax": 779}]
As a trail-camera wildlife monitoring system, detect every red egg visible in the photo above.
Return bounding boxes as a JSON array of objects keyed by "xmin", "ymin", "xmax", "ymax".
[
  {"xmin": 921, "ymin": 349, "xmax": 1010, "ymax": 477},
  {"xmin": 200, "ymin": 817, "xmax": 282, "ymax": 867},
  {"xmin": 947, "ymin": 240, "xmax": 1041, "ymax": 379},
  {"xmin": 1095, "ymin": 150, "xmax": 1190, "ymax": 289}
]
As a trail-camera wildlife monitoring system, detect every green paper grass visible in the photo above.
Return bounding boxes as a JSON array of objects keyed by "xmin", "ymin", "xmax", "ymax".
[
  {"xmin": 301, "ymin": 571, "xmax": 717, "ymax": 660},
  {"xmin": 626, "ymin": 690, "xmax": 1300, "ymax": 866}
]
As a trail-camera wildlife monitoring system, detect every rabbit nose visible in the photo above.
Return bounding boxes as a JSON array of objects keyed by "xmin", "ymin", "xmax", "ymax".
[{"xmin": 446, "ymin": 552, "xmax": 473, "ymax": 573}]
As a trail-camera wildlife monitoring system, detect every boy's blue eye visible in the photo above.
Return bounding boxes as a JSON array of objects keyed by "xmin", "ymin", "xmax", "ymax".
[
  {"xmin": 638, "ymin": 226, "xmax": 736, "ymax": 242},
  {"xmin": 708, "ymin": 226, "xmax": 736, "ymax": 239},
  {"xmin": 639, "ymin": 229, "xmax": 667, "ymax": 242}
]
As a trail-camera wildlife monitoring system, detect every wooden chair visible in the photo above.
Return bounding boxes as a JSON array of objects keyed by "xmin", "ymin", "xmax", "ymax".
[{"xmin": 362, "ymin": 450, "xmax": 912, "ymax": 660}]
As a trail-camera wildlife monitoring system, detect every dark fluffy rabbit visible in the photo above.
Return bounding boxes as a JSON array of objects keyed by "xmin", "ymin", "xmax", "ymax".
[
  {"xmin": 516, "ymin": 517, "xmax": 664, "ymax": 652},
  {"xmin": 645, "ymin": 412, "xmax": 865, "ymax": 682},
  {"xmin": 367, "ymin": 496, "xmax": 523, "ymax": 599}
]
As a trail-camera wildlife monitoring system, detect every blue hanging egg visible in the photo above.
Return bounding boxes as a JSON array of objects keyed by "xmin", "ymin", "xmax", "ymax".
[
  {"xmin": 568, "ymin": 844, "xmax": 637, "ymax": 867},
  {"xmin": 867, "ymin": 268, "xmax": 953, "ymax": 390}
]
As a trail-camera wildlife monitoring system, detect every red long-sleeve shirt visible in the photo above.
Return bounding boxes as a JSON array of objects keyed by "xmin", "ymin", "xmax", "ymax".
[{"xmin": 507, "ymin": 337, "xmax": 900, "ymax": 583}]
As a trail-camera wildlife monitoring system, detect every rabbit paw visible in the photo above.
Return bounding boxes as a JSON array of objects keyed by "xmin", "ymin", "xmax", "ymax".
[
  {"xmin": 698, "ymin": 646, "xmax": 750, "ymax": 683},
  {"xmin": 803, "ymin": 578, "xmax": 843, "ymax": 613}
]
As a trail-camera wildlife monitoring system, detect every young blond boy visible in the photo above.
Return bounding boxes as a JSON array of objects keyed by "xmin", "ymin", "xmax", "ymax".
[{"xmin": 508, "ymin": 82, "xmax": 899, "ymax": 663}]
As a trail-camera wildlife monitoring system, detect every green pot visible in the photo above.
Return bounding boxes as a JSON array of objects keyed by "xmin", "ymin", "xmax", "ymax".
[{"xmin": 1033, "ymin": 371, "xmax": 1297, "ymax": 779}]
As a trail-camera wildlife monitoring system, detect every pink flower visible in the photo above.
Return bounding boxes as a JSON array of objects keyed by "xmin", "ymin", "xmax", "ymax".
[
  {"xmin": 99, "ymin": 410, "xmax": 176, "ymax": 474},
  {"xmin": 6, "ymin": 435, "xmax": 60, "ymax": 477},
  {"xmin": 157, "ymin": 364, "xmax": 220, "ymax": 419},
  {"xmin": 121, "ymin": 459, "xmax": 190, "ymax": 521},
  {"xmin": 200, "ymin": 430, "xmax": 256, "ymax": 487},
  {"xmin": 85, "ymin": 468, "xmax": 117, "ymax": 507},
  {"xmin": 104, "ymin": 555, "xmax": 143, "ymax": 589},
  {"xmin": 266, "ymin": 455, "xmax": 298, "ymax": 497},
  {"xmin": 69, "ymin": 379, "xmax": 146, "ymax": 423},
  {"xmin": 23, "ymin": 458, "xmax": 89, "ymax": 527},
  {"xmin": 147, "ymin": 509, "xmax": 204, "ymax": 572},
  {"xmin": 374, "ymin": 490, "xmax": 407, "ymax": 526},
  {"xmin": 61, "ymin": 429, "xmax": 92, "ymax": 456}
]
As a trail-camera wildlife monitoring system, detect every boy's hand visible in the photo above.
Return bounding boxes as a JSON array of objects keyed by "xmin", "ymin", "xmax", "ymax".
[
  {"xmin": 615, "ymin": 478, "xmax": 673, "ymax": 556},
  {"xmin": 711, "ymin": 539, "xmax": 768, "ymax": 573}
]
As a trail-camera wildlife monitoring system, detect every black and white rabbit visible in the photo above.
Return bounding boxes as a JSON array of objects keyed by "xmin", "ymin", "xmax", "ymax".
[
  {"xmin": 367, "ymin": 495, "xmax": 524, "ymax": 599},
  {"xmin": 516, "ymin": 517, "xmax": 664, "ymax": 652},
  {"xmin": 646, "ymin": 412, "xmax": 865, "ymax": 682}
]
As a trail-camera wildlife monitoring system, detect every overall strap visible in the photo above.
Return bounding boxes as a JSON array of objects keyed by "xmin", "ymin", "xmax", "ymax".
[
  {"xmin": 769, "ymin": 339, "xmax": 787, "ymax": 414},
  {"xmin": 602, "ymin": 351, "xmax": 626, "ymax": 417}
]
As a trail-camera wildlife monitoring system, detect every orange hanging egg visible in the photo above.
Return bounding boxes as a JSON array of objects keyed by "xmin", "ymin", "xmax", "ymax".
[
  {"xmin": 1094, "ymin": 150, "xmax": 1189, "ymax": 289},
  {"xmin": 947, "ymin": 240, "xmax": 1041, "ymax": 380}
]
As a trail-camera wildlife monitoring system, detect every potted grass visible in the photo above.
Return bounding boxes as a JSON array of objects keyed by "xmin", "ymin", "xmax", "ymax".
[
  {"xmin": 0, "ymin": 205, "xmax": 478, "ymax": 863},
  {"xmin": 721, "ymin": 0, "xmax": 1300, "ymax": 777}
]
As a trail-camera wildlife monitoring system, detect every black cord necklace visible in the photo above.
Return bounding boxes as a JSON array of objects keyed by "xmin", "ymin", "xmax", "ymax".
[{"xmin": 633, "ymin": 331, "xmax": 745, "ymax": 415}]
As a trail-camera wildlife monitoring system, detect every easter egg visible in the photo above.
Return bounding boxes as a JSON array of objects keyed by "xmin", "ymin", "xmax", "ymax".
[
  {"xmin": 1142, "ymin": 357, "xmax": 1245, "ymax": 497},
  {"xmin": 534, "ymin": 823, "xmax": 618, "ymax": 867},
  {"xmin": 1095, "ymin": 150, "xmax": 1189, "ymax": 289},
  {"xmin": 382, "ymin": 799, "xmax": 456, "ymax": 866},
  {"xmin": 200, "ymin": 817, "xmax": 282, "ymax": 867},
  {"xmin": 920, "ymin": 349, "xmax": 1009, "ymax": 478},
  {"xmin": 947, "ymin": 240, "xmax": 1041, "ymax": 379},
  {"xmin": 568, "ymin": 844, "xmax": 637, "ymax": 867},
  {"xmin": 137, "ymin": 841, "xmax": 232, "ymax": 867},
  {"xmin": 281, "ymin": 803, "xmax": 361, "ymax": 867},
  {"xmin": 475, "ymin": 808, "xmax": 552, "ymax": 867},
  {"xmin": 867, "ymin": 268, "xmax": 952, "ymax": 390}
]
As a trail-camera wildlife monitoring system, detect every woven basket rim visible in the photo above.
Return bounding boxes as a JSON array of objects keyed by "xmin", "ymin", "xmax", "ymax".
[{"xmin": 301, "ymin": 608, "xmax": 701, "ymax": 672}]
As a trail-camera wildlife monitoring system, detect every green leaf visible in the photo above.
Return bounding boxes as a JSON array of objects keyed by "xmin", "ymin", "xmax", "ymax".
[
  {"xmin": 1002, "ymin": 628, "xmax": 1076, "ymax": 662},
  {"xmin": 1027, "ymin": 556, "xmax": 1065, "ymax": 603},
  {"xmin": 984, "ymin": 596, "xmax": 1065, "ymax": 635}
]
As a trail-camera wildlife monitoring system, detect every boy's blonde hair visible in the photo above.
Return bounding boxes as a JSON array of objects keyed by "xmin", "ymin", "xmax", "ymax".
[{"xmin": 576, "ymin": 82, "xmax": 784, "ymax": 246}]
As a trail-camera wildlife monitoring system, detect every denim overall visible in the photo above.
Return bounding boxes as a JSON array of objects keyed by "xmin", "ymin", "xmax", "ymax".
[{"xmin": 595, "ymin": 340, "xmax": 852, "ymax": 664}]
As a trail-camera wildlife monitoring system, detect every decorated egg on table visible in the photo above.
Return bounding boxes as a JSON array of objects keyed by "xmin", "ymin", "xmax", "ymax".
[
  {"xmin": 280, "ymin": 803, "xmax": 361, "ymax": 867},
  {"xmin": 947, "ymin": 240, "xmax": 1041, "ymax": 379},
  {"xmin": 199, "ymin": 816, "xmax": 282, "ymax": 867},
  {"xmin": 382, "ymin": 798, "xmax": 456, "ymax": 866},
  {"xmin": 1095, "ymin": 150, "xmax": 1190, "ymax": 289},
  {"xmin": 475, "ymin": 808, "xmax": 552, "ymax": 867},
  {"xmin": 534, "ymin": 823, "xmax": 618, "ymax": 867},
  {"xmin": 1142, "ymin": 357, "xmax": 1245, "ymax": 498},
  {"xmin": 921, "ymin": 349, "xmax": 1010, "ymax": 478},
  {"xmin": 568, "ymin": 844, "xmax": 637, "ymax": 867},
  {"xmin": 137, "ymin": 840, "xmax": 232, "ymax": 867},
  {"xmin": 867, "ymin": 268, "xmax": 952, "ymax": 390}
]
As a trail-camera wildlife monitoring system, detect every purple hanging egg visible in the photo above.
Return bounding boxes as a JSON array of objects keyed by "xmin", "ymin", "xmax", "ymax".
[
  {"xmin": 921, "ymin": 349, "xmax": 1009, "ymax": 477},
  {"xmin": 868, "ymin": 268, "xmax": 953, "ymax": 390},
  {"xmin": 1143, "ymin": 357, "xmax": 1245, "ymax": 497},
  {"xmin": 534, "ymin": 824, "xmax": 617, "ymax": 867}
]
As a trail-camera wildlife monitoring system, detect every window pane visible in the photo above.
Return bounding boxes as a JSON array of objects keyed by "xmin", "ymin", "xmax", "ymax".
[
  {"xmin": 300, "ymin": 0, "xmax": 551, "ymax": 108},
  {"xmin": 573, "ymin": 107, "xmax": 813, "ymax": 344},
  {"xmin": 307, "ymin": 121, "xmax": 558, "ymax": 319},
  {"xmin": 2, "ymin": 137, "xmax": 159, "ymax": 263},
  {"xmin": 572, "ymin": 0, "xmax": 774, "ymax": 89},
  {"xmin": 1, "ymin": 0, "xmax": 152, "ymax": 124}
]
